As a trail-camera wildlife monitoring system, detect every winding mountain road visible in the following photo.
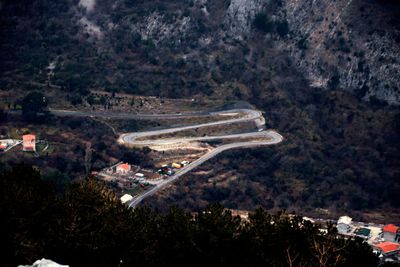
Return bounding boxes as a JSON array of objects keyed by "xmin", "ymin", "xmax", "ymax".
[
  {"xmin": 126, "ymin": 130, "xmax": 283, "ymax": 208},
  {"xmin": 115, "ymin": 108, "xmax": 283, "ymax": 208},
  {"xmin": 49, "ymin": 107, "xmax": 283, "ymax": 208},
  {"xmin": 118, "ymin": 109, "xmax": 265, "ymax": 144}
]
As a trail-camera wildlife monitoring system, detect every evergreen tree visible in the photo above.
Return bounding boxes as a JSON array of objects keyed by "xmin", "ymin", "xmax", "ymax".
[
  {"xmin": 0, "ymin": 165, "xmax": 380, "ymax": 267},
  {"xmin": 21, "ymin": 91, "xmax": 49, "ymax": 122}
]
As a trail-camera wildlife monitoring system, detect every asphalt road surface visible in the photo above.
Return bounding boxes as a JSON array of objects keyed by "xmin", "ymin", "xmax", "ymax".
[
  {"xmin": 51, "ymin": 108, "xmax": 227, "ymax": 119},
  {"xmin": 118, "ymin": 109, "xmax": 265, "ymax": 144},
  {"xmin": 119, "ymin": 109, "xmax": 283, "ymax": 208},
  {"xmin": 49, "ymin": 106, "xmax": 283, "ymax": 208},
  {"xmin": 127, "ymin": 130, "xmax": 283, "ymax": 208}
]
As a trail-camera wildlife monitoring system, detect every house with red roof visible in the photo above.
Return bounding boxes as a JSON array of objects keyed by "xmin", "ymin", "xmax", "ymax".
[
  {"xmin": 383, "ymin": 224, "xmax": 399, "ymax": 242},
  {"xmin": 0, "ymin": 142, "xmax": 7, "ymax": 151},
  {"xmin": 116, "ymin": 163, "xmax": 131, "ymax": 174},
  {"xmin": 22, "ymin": 134, "xmax": 36, "ymax": 152},
  {"xmin": 373, "ymin": 242, "xmax": 400, "ymax": 257}
]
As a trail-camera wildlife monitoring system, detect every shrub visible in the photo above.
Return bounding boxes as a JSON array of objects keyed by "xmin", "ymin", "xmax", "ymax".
[
  {"xmin": 254, "ymin": 13, "xmax": 274, "ymax": 33},
  {"xmin": 276, "ymin": 20, "xmax": 289, "ymax": 36},
  {"xmin": 297, "ymin": 37, "xmax": 308, "ymax": 50}
]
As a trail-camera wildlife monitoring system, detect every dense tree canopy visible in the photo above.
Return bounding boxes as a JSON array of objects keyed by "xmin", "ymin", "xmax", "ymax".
[
  {"xmin": 0, "ymin": 0, "xmax": 399, "ymax": 219},
  {"xmin": 21, "ymin": 91, "xmax": 49, "ymax": 122},
  {"xmin": 0, "ymin": 107, "xmax": 7, "ymax": 122},
  {"xmin": 0, "ymin": 164, "xmax": 379, "ymax": 267}
]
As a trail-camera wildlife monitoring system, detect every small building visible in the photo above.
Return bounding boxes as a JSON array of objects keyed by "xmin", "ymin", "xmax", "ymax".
[
  {"xmin": 366, "ymin": 225, "xmax": 384, "ymax": 245},
  {"xmin": 120, "ymin": 194, "xmax": 133, "ymax": 204},
  {"xmin": 116, "ymin": 163, "xmax": 131, "ymax": 174},
  {"xmin": 135, "ymin": 173, "xmax": 145, "ymax": 178},
  {"xmin": 22, "ymin": 134, "xmax": 36, "ymax": 152},
  {"xmin": 337, "ymin": 216, "xmax": 352, "ymax": 234},
  {"xmin": 0, "ymin": 142, "xmax": 7, "ymax": 151},
  {"xmin": 354, "ymin": 227, "xmax": 371, "ymax": 239},
  {"xmin": 383, "ymin": 224, "xmax": 399, "ymax": 242},
  {"xmin": 373, "ymin": 242, "xmax": 400, "ymax": 257}
]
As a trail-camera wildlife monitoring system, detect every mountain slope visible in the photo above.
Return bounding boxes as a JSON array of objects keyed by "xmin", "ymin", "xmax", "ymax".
[
  {"xmin": 0, "ymin": 0, "xmax": 399, "ymax": 221},
  {"xmin": 1, "ymin": 0, "xmax": 399, "ymax": 103}
]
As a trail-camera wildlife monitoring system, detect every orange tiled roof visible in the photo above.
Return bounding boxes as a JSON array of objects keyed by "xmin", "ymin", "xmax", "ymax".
[
  {"xmin": 23, "ymin": 134, "xmax": 36, "ymax": 141},
  {"xmin": 375, "ymin": 242, "xmax": 400, "ymax": 253},
  {"xmin": 383, "ymin": 224, "xmax": 399, "ymax": 233},
  {"xmin": 118, "ymin": 163, "xmax": 130, "ymax": 170}
]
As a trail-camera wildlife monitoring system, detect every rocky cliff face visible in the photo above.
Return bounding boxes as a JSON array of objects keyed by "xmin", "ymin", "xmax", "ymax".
[
  {"xmin": 1, "ymin": 0, "xmax": 399, "ymax": 104},
  {"xmin": 284, "ymin": 0, "xmax": 400, "ymax": 104},
  {"xmin": 224, "ymin": 0, "xmax": 264, "ymax": 35},
  {"xmin": 103, "ymin": 0, "xmax": 400, "ymax": 104}
]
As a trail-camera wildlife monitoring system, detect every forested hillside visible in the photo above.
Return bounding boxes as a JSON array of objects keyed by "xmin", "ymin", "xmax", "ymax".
[
  {"xmin": 0, "ymin": 165, "xmax": 379, "ymax": 267},
  {"xmin": 146, "ymin": 90, "xmax": 400, "ymax": 222},
  {"xmin": 1, "ymin": 0, "xmax": 399, "ymax": 102},
  {"xmin": 0, "ymin": 0, "xmax": 399, "ymax": 221}
]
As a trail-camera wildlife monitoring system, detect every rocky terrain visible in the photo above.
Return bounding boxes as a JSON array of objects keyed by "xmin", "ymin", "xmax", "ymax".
[
  {"xmin": 284, "ymin": 0, "xmax": 400, "ymax": 104},
  {"xmin": 101, "ymin": 0, "xmax": 400, "ymax": 103},
  {"xmin": 1, "ymin": 0, "xmax": 399, "ymax": 221},
  {"xmin": 1, "ymin": 0, "xmax": 399, "ymax": 103}
]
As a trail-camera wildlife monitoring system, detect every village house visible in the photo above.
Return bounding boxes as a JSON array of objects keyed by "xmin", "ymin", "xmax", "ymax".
[
  {"xmin": 354, "ymin": 227, "xmax": 371, "ymax": 239},
  {"xmin": 120, "ymin": 194, "xmax": 133, "ymax": 204},
  {"xmin": 0, "ymin": 141, "xmax": 7, "ymax": 151},
  {"xmin": 383, "ymin": 224, "xmax": 399, "ymax": 242},
  {"xmin": 373, "ymin": 242, "xmax": 400, "ymax": 257},
  {"xmin": 116, "ymin": 163, "xmax": 131, "ymax": 174},
  {"xmin": 336, "ymin": 216, "xmax": 353, "ymax": 234},
  {"xmin": 22, "ymin": 134, "xmax": 36, "ymax": 152}
]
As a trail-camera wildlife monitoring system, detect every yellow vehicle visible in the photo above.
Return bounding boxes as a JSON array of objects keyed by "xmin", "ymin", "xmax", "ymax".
[{"xmin": 171, "ymin": 162, "xmax": 183, "ymax": 169}]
